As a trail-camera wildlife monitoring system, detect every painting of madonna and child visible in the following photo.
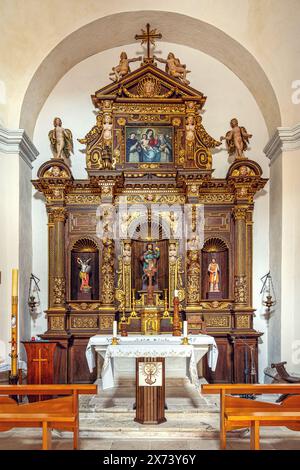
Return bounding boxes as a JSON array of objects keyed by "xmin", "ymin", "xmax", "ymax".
[{"xmin": 126, "ymin": 126, "xmax": 173, "ymax": 163}]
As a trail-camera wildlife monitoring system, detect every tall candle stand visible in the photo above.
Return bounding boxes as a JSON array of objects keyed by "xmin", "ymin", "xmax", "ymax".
[{"xmin": 9, "ymin": 269, "xmax": 19, "ymax": 385}]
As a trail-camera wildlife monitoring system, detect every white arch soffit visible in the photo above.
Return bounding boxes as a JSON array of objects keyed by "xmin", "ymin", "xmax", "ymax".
[{"xmin": 20, "ymin": 11, "xmax": 281, "ymax": 138}]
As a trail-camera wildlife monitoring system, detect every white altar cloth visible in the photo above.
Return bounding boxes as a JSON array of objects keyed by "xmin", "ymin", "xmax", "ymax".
[{"xmin": 86, "ymin": 335, "xmax": 218, "ymax": 390}]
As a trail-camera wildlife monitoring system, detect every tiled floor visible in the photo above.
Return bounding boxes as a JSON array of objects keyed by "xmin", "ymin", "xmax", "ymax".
[{"xmin": 0, "ymin": 428, "xmax": 299, "ymax": 450}]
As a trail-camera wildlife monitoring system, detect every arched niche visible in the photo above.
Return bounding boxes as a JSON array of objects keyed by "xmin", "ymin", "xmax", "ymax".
[
  {"xmin": 131, "ymin": 239, "xmax": 168, "ymax": 293},
  {"xmin": 70, "ymin": 238, "xmax": 99, "ymax": 301},
  {"xmin": 201, "ymin": 237, "xmax": 229, "ymax": 299}
]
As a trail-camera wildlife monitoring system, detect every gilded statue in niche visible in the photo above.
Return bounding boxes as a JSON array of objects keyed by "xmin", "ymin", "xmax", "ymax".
[
  {"xmin": 109, "ymin": 52, "xmax": 142, "ymax": 82},
  {"xmin": 48, "ymin": 117, "xmax": 73, "ymax": 163},
  {"xmin": 154, "ymin": 53, "xmax": 190, "ymax": 85},
  {"xmin": 221, "ymin": 118, "xmax": 252, "ymax": 159}
]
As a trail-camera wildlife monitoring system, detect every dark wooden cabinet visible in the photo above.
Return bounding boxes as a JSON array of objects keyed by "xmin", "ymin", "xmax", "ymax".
[{"xmin": 203, "ymin": 332, "xmax": 262, "ymax": 384}]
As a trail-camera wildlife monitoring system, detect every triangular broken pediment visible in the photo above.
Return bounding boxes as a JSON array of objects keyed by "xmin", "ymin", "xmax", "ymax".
[{"xmin": 92, "ymin": 63, "xmax": 206, "ymax": 106}]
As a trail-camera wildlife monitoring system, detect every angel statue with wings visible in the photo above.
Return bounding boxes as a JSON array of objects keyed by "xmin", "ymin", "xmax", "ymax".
[
  {"xmin": 48, "ymin": 117, "xmax": 74, "ymax": 164},
  {"xmin": 220, "ymin": 118, "xmax": 252, "ymax": 159}
]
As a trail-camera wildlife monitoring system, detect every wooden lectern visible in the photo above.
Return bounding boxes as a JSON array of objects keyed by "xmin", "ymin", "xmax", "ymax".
[
  {"xmin": 135, "ymin": 357, "xmax": 166, "ymax": 424},
  {"xmin": 23, "ymin": 341, "xmax": 58, "ymax": 401}
]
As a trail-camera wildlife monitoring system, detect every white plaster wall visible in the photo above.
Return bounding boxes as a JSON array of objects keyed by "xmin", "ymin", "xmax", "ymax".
[
  {"xmin": 32, "ymin": 42, "xmax": 270, "ymax": 378},
  {"xmin": 0, "ymin": 154, "xmax": 19, "ymax": 363},
  {"xmin": 269, "ymin": 154, "xmax": 282, "ymax": 365},
  {"xmin": 281, "ymin": 149, "xmax": 300, "ymax": 374}
]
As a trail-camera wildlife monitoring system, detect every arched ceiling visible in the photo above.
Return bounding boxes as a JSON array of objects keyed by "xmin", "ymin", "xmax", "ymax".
[{"xmin": 20, "ymin": 10, "xmax": 281, "ymax": 138}]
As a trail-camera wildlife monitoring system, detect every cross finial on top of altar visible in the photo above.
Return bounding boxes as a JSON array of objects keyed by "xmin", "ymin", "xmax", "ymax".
[{"xmin": 135, "ymin": 24, "xmax": 162, "ymax": 64}]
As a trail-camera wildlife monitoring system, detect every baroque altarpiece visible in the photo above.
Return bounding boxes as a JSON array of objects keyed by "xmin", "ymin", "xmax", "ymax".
[{"xmin": 33, "ymin": 37, "xmax": 267, "ymax": 384}]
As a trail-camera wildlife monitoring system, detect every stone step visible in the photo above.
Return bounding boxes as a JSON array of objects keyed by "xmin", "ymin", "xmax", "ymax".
[{"xmin": 77, "ymin": 410, "xmax": 220, "ymax": 439}]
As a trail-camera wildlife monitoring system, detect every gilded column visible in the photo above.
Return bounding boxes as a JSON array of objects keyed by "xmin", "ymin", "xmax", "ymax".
[
  {"xmin": 101, "ymin": 238, "xmax": 115, "ymax": 305},
  {"xmin": 47, "ymin": 210, "xmax": 55, "ymax": 308},
  {"xmin": 52, "ymin": 207, "xmax": 67, "ymax": 308},
  {"xmin": 186, "ymin": 248, "xmax": 201, "ymax": 305},
  {"xmin": 232, "ymin": 206, "xmax": 248, "ymax": 305}
]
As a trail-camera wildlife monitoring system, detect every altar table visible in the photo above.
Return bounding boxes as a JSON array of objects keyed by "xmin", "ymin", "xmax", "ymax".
[{"xmin": 86, "ymin": 335, "xmax": 218, "ymax": 390}]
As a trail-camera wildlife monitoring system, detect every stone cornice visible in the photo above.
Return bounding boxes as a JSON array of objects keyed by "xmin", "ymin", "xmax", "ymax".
[
  {"xmin": 0, "ymin": 125, "xmax": 39, "ymax": 169},
  {"xmin": 264, "ymin": 123, "xmax": 300, "ymax": 163}
]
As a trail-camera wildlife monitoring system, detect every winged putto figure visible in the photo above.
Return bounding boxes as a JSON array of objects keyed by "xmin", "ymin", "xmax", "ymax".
[
  {"xmin": 220, "ymin": 118, "xmax": 252, "ymax": 159},
  {"xmin": 48, "ymin": 117, "xmax": 73, "ymax": 163}
]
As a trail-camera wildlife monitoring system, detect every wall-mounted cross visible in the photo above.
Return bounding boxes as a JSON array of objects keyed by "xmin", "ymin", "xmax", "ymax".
[{"xmin": 135, "ymin": 24, "xmax": 162, "ymax": 62}]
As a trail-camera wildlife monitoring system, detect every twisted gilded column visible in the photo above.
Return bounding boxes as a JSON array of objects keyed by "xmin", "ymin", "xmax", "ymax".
[
  {"xmin": 232, "ymin": 206, "xmax": 248, "ymax": 305},
  {"xmin": 51, "ymin": 207, "xmax": 67, "ymax": 308}
]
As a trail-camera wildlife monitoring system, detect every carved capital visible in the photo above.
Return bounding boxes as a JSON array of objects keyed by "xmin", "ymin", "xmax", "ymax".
[
  {"xmin": 51, "ymin": 207, "xmax": 68, "ymax": 223},
  {"xmin": 232, "ymin": 206, "xmax": 248, "ymax": 221}
]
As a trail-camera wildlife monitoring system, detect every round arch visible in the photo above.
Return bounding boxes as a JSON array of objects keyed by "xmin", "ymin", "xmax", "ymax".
[{"xmin": 20, "ymin": 10, "xmax": 281, "ymax": 138}]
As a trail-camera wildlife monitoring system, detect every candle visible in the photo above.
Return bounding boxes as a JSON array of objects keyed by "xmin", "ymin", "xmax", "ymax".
[
  {"xmin": 12, "ymin": 269, "xmax": 18, "ymax": 297},
  {"xmin": 11, "ymin": 269, "xmax": 19, "ymax": 379},
  {"xmin": 183, "ymin": 321, "xmax": 188, "ymax": 338},
  {"xmin": 113, "ymin": 320, "xmax": 117, "ymax": 338},
  {"xmin": 174, "ymin": 290, "xmax": 179, "ymax": 297}
]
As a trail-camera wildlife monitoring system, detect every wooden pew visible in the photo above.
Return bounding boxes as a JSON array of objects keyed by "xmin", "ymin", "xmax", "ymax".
[
  {"xmin": 0, "ymin": 384, "xmax": 97, "ymax": 450},
  {"xmin": 201, "ymin": 384, "xmax": 300, "ymax": 450}
]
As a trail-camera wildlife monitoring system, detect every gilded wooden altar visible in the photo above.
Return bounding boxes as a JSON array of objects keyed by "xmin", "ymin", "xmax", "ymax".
[{"xmin": 32, "ymin": 47, "xmax": 267, "ymax": 384}]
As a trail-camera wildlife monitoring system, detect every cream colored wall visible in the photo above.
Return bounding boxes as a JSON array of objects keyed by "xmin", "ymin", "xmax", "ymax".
[
  {"xmin": 0, "ymin": 1, "xmax": 299, "ymax": 133},
  {"xmin": 0, "ymin": 154, "xmax": 19, "ymax": 363},
  {"xmin": 281, "ymin": 149, "xmax": 300, "ymax": 373},
  {"xmin": 31, "ymin": 42, "xmax": 270, "ymax": 379}
]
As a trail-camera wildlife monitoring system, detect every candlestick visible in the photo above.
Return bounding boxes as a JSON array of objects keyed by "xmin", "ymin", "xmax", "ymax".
[
  {"xmin": 163, "ymin": 288, "xmax": 169, "ymax": 317},
  {"xmin": 181, "ymin": 320, "xmax": 189, "ymax": 344},
  {"xmin": 130, "ymin": 289, "xmax": 137, "ymax": 317},
  {"xmin": 10, "ymin": 269, "xmax": 19, "ymax": 383},
  {"xmin": 112, "ymin": 320, "xmax": 119, "ymax": 345}
]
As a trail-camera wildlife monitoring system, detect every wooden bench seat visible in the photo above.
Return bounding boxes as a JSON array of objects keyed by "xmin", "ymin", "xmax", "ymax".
[
  {"xmin": 0, "ymin": 384, "xmax": 97, "ymax": 450},
  {"xmin": 202, "ymin": 383, "xmax": 300, "ymax": 450}
]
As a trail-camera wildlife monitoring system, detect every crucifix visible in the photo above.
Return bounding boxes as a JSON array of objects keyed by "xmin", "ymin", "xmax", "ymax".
[{"xmin": 135, "ymin": 23, "xmax": 162, "ymax": 63}]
